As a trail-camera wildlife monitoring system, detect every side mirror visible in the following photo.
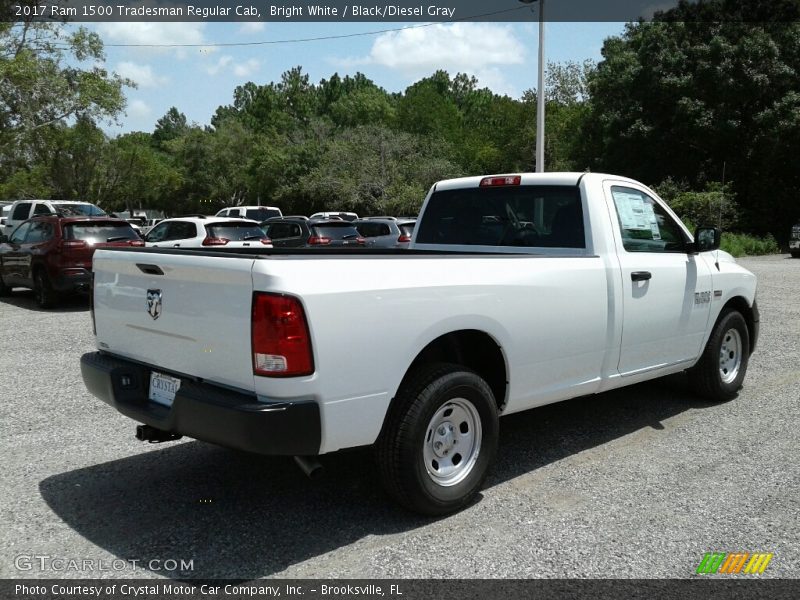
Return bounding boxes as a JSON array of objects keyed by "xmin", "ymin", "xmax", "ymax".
[{"xmin": 694, "ymin": 226, "xmax": 721, "ymax": 252}]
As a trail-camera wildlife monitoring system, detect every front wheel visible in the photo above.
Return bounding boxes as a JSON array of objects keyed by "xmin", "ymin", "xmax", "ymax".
[
  {"xmin": 689, "ymin": 309, "xmax": 750, "ymax": 401},
  {"xmin": 376, "ymin": 363, "xmax": 499, "ymax": 516}
]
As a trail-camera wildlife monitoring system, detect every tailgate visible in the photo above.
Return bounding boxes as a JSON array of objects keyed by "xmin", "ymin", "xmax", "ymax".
[{"xmin": 92, "ymin": 249, "xmax": 257, "ymax": 391}]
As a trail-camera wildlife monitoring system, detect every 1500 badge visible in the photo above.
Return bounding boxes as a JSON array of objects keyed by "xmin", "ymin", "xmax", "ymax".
[{"xmin": 694, "ymin": 291, "xmax": 711, "ymax": 304}]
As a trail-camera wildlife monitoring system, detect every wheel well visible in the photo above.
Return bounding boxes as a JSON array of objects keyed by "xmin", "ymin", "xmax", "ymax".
[
  {"xmin": 399, "ymin": 330, "xmax": 508, "ymax": 412},
  {"xmin": 721, "ymin": 296, "xmax": 756, "ymax": 353}
]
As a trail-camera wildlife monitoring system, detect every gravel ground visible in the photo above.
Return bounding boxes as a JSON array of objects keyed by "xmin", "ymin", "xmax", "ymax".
[{"xmin": 1, "ymin": 254, "xmax": 798, "ymax": 580}]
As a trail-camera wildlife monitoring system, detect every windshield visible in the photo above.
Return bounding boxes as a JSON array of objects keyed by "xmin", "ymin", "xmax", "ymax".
[
  {"xmin": 245, "ymin": 208, "xmax": 281, "ymax": 221},
  {"xmin": 64, "ymin": 222, "xmax": 137, "ymax": 243},
  {"xmin": 311, "ymin": 224, "xmax": 361, "ymax": 240},
  {"xmin": 56, "ymin": 203, "xmax": 106, "ymax": 217},
  {"xmin": 206, "ymin": 222, "xmax": 267, "ymax": 241}
]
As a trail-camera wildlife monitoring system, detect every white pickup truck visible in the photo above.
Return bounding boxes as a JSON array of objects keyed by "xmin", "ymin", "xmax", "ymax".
[{"xmin": 81, "ymin": 173, "xmax": 759, "ymax": 515}]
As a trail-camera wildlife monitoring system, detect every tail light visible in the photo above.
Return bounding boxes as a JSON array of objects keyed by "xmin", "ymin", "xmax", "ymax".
[
  {"xmin": 129, "ymin": 239, "xmax": 145, "ymax": 247},
  {"xmin": 479, "ymin": 175, "xmax": 521, "ymax": 187},
  {"xmin": 356, "ymin": 236, "xmax": 366, "ymax": 245},
  {"xmin": 251, "ymin": 292, "xmax": 314, "ymax": 377},
  {"xmin": 202, "ymin": 237, "xmax": 229, "ymax": 246},
  {"xmin": 60, "ymin": 239, "xmax": 87, "ymax": 250},
  {"xmin": 397, "ymin": 234, "xmax": 412, "ymax": 243},
  {"xmin": 308, "ymin": 236, "xmax": 331, "ymax": 245},
  {"xmin": 260, "ymin": 238, "xmax": 272, "ymax": 245}
]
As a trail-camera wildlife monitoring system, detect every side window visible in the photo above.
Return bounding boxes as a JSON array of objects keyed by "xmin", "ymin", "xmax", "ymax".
[
  {"xmin": 24, "ymin": 221, "xmax": 53, "ymax": 243},
  {"xmin": 289, "ymin": 224, "xmax": 302, "ymax": 237},
  {"xmin": 11, "ymin": 203, "xmax": 31, "ymax": 221},
  {"xmin": 610, "ymin": 186, "xmax": 688, "ymax": 253},
  {"xmin": 267, "ymin": 223, "xmax": 290, "ymax": 239},
  {"xmin": 33, "ymin": 203, "xmax": 52, "ymax": 216},
  {"xmin": 145, "ymin": 222, "xmax": 169, "ymax": 243},
  {"xmin": 170, "ymin": 222, "xmax": 197, "ymax": 240},
  {"xmin": 230, "ymin": 209, "xmax": 242, "ymax": 218},
  {"xmin": 10, "ymin": 222, "xmax": 32, "ymax": 244}
]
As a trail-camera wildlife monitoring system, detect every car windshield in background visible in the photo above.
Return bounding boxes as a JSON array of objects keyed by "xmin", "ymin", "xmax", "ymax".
[
  {"xmin": 206, "ymin": 223, "xmax": 266, "ymax": 241},
  {"xmin": 311, "ymin": 225, "xmax": 361, "ymax": 240},
  {"xmin": 415, "ymin": 185, "xmax": 584, "ymax": 249},
  {"xmin": 245, "ymin": 208, "xmax": 281, "ymax": 221},
  {"xmin": 64, "ymin": 223, "xmax": 137, "ymax": 243},
  {"xmin": 55, "ymin": 204, "xmax": 106, "ymax": 217}
]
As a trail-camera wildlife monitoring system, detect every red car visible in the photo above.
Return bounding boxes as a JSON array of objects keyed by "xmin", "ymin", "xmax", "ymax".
[{"xmin": 0, "ymin": 216, "xmax": 143, "ymax": 308}]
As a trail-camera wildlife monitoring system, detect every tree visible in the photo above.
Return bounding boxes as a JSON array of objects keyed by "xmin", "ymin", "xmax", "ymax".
[
  {"xmin": 152, "ymin": 107, "xmax": 188, "ymax": 148},
  {"xmin": 582, "ymin": 4, "xmax": 800, "ymax": 239},
  {"xmin": 0, "ymin": 16, "xmax": 131, "ymax": 184}
]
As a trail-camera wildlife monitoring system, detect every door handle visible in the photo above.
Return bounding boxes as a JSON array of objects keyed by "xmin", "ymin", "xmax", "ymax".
[{"xmin": 631, "ymin": 271, "xmax": 652, "ymax": 282}]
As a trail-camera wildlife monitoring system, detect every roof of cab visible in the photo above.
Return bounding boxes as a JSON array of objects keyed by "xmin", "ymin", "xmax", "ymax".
[{"xmin": 432, "ymin": 172, "xmax": 641, "ymax": 192}]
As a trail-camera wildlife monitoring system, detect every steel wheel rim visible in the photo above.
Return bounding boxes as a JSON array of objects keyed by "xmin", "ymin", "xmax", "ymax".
[
  {"xmin": 719, "ymin": 328, "xmax": 742, "ymax": 384},
  {"xmin": 423, "ymin": 398, "xmax": 482, "ymax": 487}
]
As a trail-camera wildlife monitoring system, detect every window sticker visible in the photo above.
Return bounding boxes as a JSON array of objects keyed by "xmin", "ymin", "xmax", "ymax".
[
  {"xmin": 643, "ymin": 202, "xmax": 661, "ymax": 240},
  {"xmin": 614, "ymin": 191, "xmax": 651, "ymax": 231}
]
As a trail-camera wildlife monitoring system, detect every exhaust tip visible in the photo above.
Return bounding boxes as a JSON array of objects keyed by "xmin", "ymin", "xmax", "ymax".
[
  {"xmin": 294, "ymin": 455, "xmax": 323, "ymax": 479},
  {"xmin": 136, "ymin": 424, "xmax": 182, "ymax": 443}
]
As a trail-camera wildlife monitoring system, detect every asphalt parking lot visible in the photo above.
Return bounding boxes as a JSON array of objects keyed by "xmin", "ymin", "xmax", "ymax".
[{"xmin": 1, "ymin": 254, "xmax": 798, "ymax": 580}]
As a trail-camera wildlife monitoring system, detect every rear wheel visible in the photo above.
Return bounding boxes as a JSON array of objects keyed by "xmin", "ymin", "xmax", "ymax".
[
  {"xmin": 34, "ymin": 269, "xmax": 57, "ymax": 309},
  {"xmin": 376, "ymin": 363, "xmax": 499, "ymax": 516},
  {"xmin": 0, "ymin": 274, "xmax": 9, "ymax": 297},
  {"xmin": 689, "ymin": 309, "xmax": 750, "ymax": 401},
  {"xmin": 791, "ymin": 251, "xmax": 800, "ymax": 258}
]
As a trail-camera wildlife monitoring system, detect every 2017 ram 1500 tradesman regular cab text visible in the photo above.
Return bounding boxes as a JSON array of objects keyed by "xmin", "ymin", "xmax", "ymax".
[{"xmin": 81, "ymin": 173, "xmax": 759, "ymax": 515}]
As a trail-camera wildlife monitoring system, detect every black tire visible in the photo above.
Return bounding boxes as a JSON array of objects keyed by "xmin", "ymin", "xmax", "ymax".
[
  {"xmin": 0, "ymin": 274, "xmax": 9, "ymax": 297},
  {"xmin": 791, "ymin": 252, "xmax": 800, "ymax": 258},
  {"xmin": 376, "ymin": 363, "xmax": 499, "ymax": 516},
  {"xmin": 689, "ymin": 309, "xmax": 750, "ymax": 402},
  {"xmin": 33, "ymin": 269, "xmax": 57, "ymax": 309}
]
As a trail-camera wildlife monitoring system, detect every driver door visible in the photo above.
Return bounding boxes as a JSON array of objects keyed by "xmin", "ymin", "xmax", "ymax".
[{"xmin": 605, "ymin": 182, "xmax": 713, "ymax": 375}]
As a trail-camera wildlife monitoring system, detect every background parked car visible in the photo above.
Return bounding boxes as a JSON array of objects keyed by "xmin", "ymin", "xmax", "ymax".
[
  {"xmin": 790, "ymin": 223, "xmax": 800, "ymax": 258},
  {"xmin": 262, "ymin": 217, "xmax": 365, "ymax": 248},
  {"xmin": 355, "ymin": 217, "xmax": 416, "ymax": 248},
  {"xmin": 215, "ymin": 206, "xmax": 282, "ymax": 221},
  {"xmin": 309, "ymin": 211, "xmax": 359, "ymax": 222},
  {"xmin": 0, "ymin": 203, "xmax": 11, "ymax": 229},
  {"xmin": 144, "ymin": 216, "xmax": 272, "ymax": 248},
  {"xmin": 0, "ymin": 216, "xmax": 142, "ymax": 307},
  {"xmin": 2, "ymin": 200, "xmax": 106, "ymax": 238}
]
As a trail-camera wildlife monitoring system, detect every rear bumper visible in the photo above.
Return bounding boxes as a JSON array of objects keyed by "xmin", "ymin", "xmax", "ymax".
[
  {"xmin": 80, "ymin": 351, "xmax": 321, "ymax": 456},
  {"xmin": 50, "ymin": 267, "xmax": 91, "ymax": 293}
]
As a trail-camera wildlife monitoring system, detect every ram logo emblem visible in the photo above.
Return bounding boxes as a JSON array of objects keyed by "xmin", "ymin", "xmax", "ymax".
[{"xmin": 146, "ymin": 289, "xmax": 163, "ymax": 320}]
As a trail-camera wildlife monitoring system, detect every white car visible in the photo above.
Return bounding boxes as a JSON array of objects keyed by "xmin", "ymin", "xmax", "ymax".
[
  {"xmin": 83, "ymin": 172, "xmax": 758, "ymax": 515},
  {"xmin": 215, "ymin": 206, "xmax": 282, "ymax": 221},
  {"xmin": 143, "ymin": 216, "xmax": 272, "ymax": 248},
  {"xmin": 3, "ymin": 200, "xmax": 106, "ymax": 237},
  {"xmin": 309, "ymin": 211, "xmax": 359, "ymax": 222}
]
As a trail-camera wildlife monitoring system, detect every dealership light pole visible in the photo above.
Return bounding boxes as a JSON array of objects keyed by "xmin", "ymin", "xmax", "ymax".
[{"xmin": 519, "ymin": 0, "xmax": 545, "ymax": 172}]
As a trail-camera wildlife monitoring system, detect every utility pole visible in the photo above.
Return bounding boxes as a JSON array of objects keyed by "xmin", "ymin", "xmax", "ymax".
[{"xmin": 520, "ymin": 0, "xmax": 546, "ymax": 172}]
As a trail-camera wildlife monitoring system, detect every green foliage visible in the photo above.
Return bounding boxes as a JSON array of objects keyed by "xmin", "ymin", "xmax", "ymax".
[
  {"xmin": 655, "ymin": 178, "xmax": 739, "ymax": 230},
  {"xmin": 0, "ymin": 21, "xmax": 131, "ymax": 179},
  {"xmin": 721, "ymin": 232, "xmax": 779, "ymax": 257},
  {"xmin": 583, "ymin": 6, "xmax": 800, "ymax": 243}
]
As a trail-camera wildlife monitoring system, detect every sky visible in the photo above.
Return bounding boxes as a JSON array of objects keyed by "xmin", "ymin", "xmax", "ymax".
[{"xmin": 82, "ymin": 21, "xmax": 625, "ymax": 135}]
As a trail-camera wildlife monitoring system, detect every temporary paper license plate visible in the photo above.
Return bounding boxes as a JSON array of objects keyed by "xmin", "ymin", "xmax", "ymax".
[{"xmin": 149, "ymin": 371, "xmax": 181, "ymax": 407}]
